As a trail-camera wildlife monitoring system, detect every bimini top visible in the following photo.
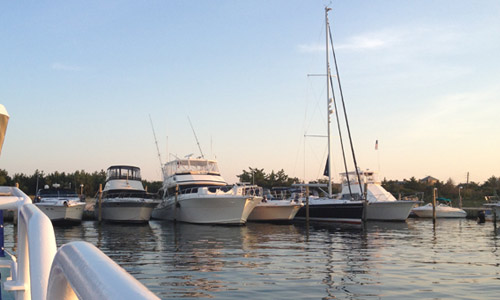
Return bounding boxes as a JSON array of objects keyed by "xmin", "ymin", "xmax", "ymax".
[
  {"xmin": 436, "ymin": 197, "xmax": 452, "ymax": 202},
  {"xmin": 106, "ymin": 165, "xmax": 141, "ymax": 182},
  {"xmin": 163, "ymin": 158, "xmax": 220, "ymax": 178}
]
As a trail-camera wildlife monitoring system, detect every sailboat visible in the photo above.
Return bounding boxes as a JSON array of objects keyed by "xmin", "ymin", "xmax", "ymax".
[{"xmin": 295, "ymin": 7, "xmax": 364, "ymax": 225}]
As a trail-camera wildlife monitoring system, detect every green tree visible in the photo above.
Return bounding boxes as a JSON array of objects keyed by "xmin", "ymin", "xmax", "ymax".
[{"xmin": 0, "ymin": 169, "xmax": 11, "ymax": 186}]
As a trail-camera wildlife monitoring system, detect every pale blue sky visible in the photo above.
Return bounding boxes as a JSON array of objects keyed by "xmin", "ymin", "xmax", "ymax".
[{"xmin": 1, "ymin": 1, "xmax": 499, "ymax": 185}]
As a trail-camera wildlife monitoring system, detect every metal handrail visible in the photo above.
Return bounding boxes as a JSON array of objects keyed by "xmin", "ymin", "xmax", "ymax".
[
  {"xmin": 0, "ymin": 188, "xmax": 56, "ymax": 299},
  {"xmin": 0, "ymin": 187, "xmax": 158, "ymax": 299},
  {"xmin": 47, "ymin": 241, "xmax": 159, "ymax": 299}
]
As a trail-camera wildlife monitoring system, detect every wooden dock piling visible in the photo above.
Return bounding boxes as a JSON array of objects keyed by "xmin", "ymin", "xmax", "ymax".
[
  {"xmin": 305, "ymin": 186, "xmax": 310, "ymax": 224},
  {"xmin": 432, "ymin": 188, "xmax": 437, "ymax": 223}
]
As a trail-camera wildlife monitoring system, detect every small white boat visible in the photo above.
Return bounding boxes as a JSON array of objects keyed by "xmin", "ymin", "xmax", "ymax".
[
  {"xmin": 248, "ymin": 199, "xmax": 303, "ymax": 222},
  {"xmin": 339, "ymin": 169, "xmax": 420, "ymax": 221},
  {"xmin": 34, "ymin": 185, "xmax": 86, "ymax": 224},
  {"xmin": 412, "ymin": 198, "xmax": 466, "ymax": 218},
  {"xmin": 152, "ymin": 157, "xmax": 261, "ymax": 225},
  {"xmin": 98, "ymin": 165, "xmax": 159, "ymax": 223}
]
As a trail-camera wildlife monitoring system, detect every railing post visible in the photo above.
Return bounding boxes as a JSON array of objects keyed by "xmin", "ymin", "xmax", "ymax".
[{"xmin": 0, "ymin": 209, "xmax": 4, "ymax": 257}]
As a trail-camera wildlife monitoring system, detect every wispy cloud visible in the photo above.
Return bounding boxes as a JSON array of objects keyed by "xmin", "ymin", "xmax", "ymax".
[
  {"xmin": 403, "ymin": 87, "xmax": 500, "ymax": 142},
  {"xmin": 297, "ymin": 43, "xmax": 323, "ymax": 53},
  {"xmin": 299, "ymin": 25, "xmax": 463, "ymax": 55},
  {"xmin": 51, "ymin": 62, "xmax": 82, "ymax": 71},
  {"xmin": 336, "ymin": 35, "xmax": 390, "ymax": 50}
]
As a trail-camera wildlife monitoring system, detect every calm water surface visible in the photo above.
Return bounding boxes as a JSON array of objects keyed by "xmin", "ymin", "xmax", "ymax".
[{"xmin": 5, "ymin": 219, "xmax": 500, "ymax": 299}]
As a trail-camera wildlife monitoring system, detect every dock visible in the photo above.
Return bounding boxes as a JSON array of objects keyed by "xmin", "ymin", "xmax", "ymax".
[{"xmin": 462, "ymin": 207, "xmax": 489, "ymax": 219}]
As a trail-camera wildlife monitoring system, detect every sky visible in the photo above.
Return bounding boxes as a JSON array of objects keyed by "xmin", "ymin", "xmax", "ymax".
[{"xmin": 1, "ymin": 1, "xmax": 499, "ymax": 186}]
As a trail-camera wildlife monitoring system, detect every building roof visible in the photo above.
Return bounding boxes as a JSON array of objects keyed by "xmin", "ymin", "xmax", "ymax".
[{"xmin": 420, "ymin": 176, "xmax": 439, "ymax": 182}]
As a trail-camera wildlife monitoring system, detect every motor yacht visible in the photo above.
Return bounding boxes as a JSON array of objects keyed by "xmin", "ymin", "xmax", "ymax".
[
  {"xmin": 339, "ymin": 169, "xmax": 420, "ymax": 221},
  {"xmin": 97, "ymin": 165, "xmax": 159, "ymax": 223},
  {"xmin": 151, "ymin": 157, "xmax": 261, "ymax": 225},
  {"xmin": 34, "ymin": 184, "xmax": 86, "ymax": 224}
]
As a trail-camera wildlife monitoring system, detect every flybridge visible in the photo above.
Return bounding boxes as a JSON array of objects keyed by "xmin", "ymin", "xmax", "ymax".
[
  {"xmin": 106, "ymin": 165, "xmax": 142, "ymax": 181},
  {"xmin": 164, "ymin": 158, "xmax": 221, "ymax": 177}
]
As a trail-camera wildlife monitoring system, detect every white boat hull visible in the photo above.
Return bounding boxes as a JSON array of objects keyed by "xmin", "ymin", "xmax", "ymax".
[
  {"xmin": 35, "ymin": 202, "xmax": 85, "ymax": 224},
  {"xmin": 412, "ymin": 205, "xmax": 466, "ymax": 218},
  {"xmin": 248, "ymin": 202, "xmax": 302, "ymax": 221},
  {"xmin": 99, "ymin": 200, "xmax": 157, "ymax": 223},
  {"xmin": 366, "ymin": 201, "xmax": 418, "ymax": 221},
  {"xmin": 152, "ymin": 195, "xmax": 259, "ymax": 225}
]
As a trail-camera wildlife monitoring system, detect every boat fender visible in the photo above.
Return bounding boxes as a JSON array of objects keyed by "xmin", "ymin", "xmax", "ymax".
[{"xmin": 63, "ymin": 200, "xmax": 68, "ymax": 207}]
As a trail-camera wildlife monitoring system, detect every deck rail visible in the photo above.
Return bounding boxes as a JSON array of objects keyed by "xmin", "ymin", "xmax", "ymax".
[{"xmin": 0, "ymin": 187, "xmax": 158, "ymax": 299}]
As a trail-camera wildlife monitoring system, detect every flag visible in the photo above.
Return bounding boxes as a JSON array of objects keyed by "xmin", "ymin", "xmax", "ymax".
[
  {"xmin": 375, "ymin": 140, "xmax": 378, "ymax": 150},
  {"xmin": 323, "ymin": 156, "xmax": 329, "ymax": 176}
]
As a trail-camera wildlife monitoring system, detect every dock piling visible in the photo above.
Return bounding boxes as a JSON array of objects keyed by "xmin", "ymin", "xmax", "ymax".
[
  {"xmin": 305, "ymin": 186, "xmax": 310, "ymax": 224},
  {"xmin": 98, "ymin": 184, "xmax": 102, "ymax": 223},
  {"xmin": 432, "ymin": 188, "xmax": 437, "ymax": 223},
  {"xmin": 174, "ymin": 185, "xmax": 178, "ymax": 221}
]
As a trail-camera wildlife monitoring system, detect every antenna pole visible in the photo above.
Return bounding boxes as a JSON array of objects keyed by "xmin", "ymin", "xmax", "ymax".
[
  {"xmin": 149, "ymin": 115, "xmax": 163, "ymax": 176},
  {"xmin": 188, "ymin": 116, "xmax": 205, "ymax": 158}
]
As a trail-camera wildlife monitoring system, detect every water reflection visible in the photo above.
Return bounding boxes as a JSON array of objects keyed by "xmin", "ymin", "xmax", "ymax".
[{"xmin": 2, "ymin": 218, "xmax": 498, "ymax": 299}]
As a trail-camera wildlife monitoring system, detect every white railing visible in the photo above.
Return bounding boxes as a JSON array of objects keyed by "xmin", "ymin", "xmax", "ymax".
[
  {"xmin": 47, "ymin": 241, "xmax": 158, "ymax": 299},
  {"xmin": 0, "ymin": 187, "xmax": 158, "ymax": 300}
]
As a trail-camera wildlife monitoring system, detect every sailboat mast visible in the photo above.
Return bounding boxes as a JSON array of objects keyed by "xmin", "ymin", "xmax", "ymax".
[{"xmin": 325, "ymin": 7, "xmax": 333, "ymax": 197}]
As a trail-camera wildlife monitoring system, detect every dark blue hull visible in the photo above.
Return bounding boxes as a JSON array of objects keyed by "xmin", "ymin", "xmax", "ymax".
[{"xmin": 295, "ymin": 201, "xmax": 363, "ymax": 224}]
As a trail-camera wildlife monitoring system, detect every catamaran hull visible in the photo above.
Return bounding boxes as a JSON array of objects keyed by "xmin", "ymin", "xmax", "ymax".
[
  {"xmin": 295, "ymin": 201, "xmax": 363, "ymax": 224},
  {"xmin": 366, "ymin": 201, "xmax": 418, "ymax": 221},
  {"xmin": 248, "ymin": 204, "xmax": 302, "ymax": 222},
  {"xmin": 35, "ymin": 203, "xmax": 85, "ymax": 224},
  {"xmin": 151, "ymin": 196, "xmax": 259, "ymax": 225},
  {"xmin": 99, "ymin": 201, "xmax": 158, "ymax": 223}
]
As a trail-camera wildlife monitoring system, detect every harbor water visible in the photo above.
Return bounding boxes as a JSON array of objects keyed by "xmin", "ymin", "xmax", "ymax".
[{"xmin": 4, "ymin": 219, "xmax": 500, "ymax": 299}]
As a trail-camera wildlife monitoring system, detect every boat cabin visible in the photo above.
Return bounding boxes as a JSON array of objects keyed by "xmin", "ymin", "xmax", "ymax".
[{"xmin": 107, "ymin": 165, "xmax": 142, "ymax": 182}]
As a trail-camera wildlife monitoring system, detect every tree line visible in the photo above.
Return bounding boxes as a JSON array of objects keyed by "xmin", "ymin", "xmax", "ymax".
[
  {"xmin": 382, "ymin": 176, "xmax": 500, "ymax": 207},
  {"xmin": 3, "ymin": 167, "xmax": 499, "ymax": 207},
  {"xmin": 237, "ymin": 167, "xmax": 499, "ymax": 207},
  {"xmin": 237, "ymin": 167, "xmax": 300, "ymax": 190},
  {"xmin": 0, "ymin": 169, "xmax": 163, "ymax": 197}
]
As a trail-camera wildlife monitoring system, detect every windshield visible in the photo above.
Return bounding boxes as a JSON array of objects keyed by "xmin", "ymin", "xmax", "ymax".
[{"xmin": 38, "ymin": 189, "xmax": 78, "ymax": 198}]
